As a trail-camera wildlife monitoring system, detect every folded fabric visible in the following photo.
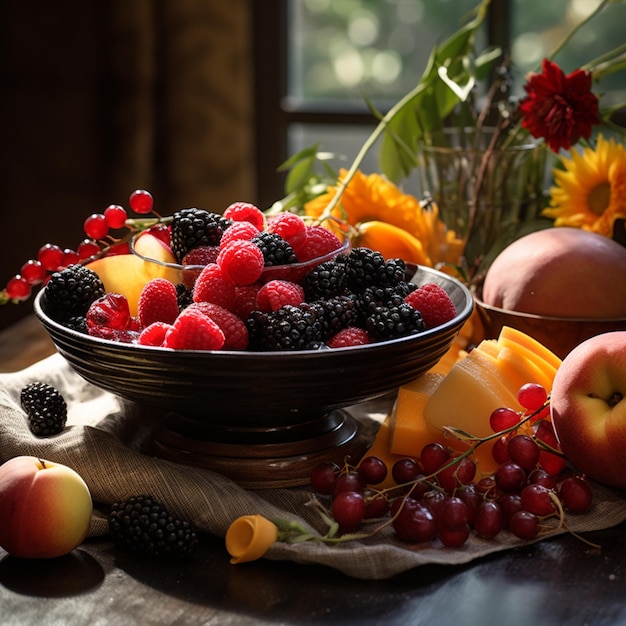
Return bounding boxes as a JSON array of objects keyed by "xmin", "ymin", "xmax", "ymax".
[{"xmin": 2, "ymin": 354, "xmax": 626, "ymax": 580}]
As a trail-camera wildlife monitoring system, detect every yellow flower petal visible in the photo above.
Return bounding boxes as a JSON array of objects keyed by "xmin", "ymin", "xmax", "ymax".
[
  {"xmin": 544, "ymin": 135, "xmax": 626, "ymax": 237},
  {"xmin": 305, "ymin": 169, "xmax": 464, "ymax": 267},
  {"xmin": 225, "ymin": 515, "xmax": 278, "ymax": 564}
]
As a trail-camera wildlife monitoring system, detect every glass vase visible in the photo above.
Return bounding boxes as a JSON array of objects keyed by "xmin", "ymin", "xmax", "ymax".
[{"xmin": 417, "ymin": 127, "xmax": 546, "ymax": 277}]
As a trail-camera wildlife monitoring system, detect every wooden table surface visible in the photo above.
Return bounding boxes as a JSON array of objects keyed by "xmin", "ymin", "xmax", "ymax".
[{"xmin": 2, "ymin": 316, "xmax": 626, "ymax": 626}]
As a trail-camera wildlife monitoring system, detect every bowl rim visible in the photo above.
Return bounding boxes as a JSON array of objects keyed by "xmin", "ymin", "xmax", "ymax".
[
  {"xmin": 129, "ymin": 230, "xmax": 352, "ymax": 272},
  {"xmin": 34, "ymin": 264, "xmax": 474, "ymax": 357},
  {"xmin": 474, "ymin": 294, "xmax": 626, "ymax": 324}
]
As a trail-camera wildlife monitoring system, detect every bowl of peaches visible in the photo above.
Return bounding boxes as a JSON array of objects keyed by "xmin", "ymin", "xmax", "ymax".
[{"xmin": 32, "ymin": 197, "xmax": 473, "ymax": 486}]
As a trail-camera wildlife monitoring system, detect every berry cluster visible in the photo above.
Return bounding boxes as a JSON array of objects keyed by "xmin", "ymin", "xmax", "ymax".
[
  {"xmin": 310, "ymin": 383, "xmax": 593, "ymax": 547},
  {"xmin": 108, "ymin": 495, "xmax": 198, "ymax": 559},
  {"xmin": 33, "ymin": 191, "xmax": 458, "ymax": 351},
  {"xmin": 20, "ymin": 381, "xmax": 68, "ymax": 437},
  {"xmin": 2, "ymin": 190, "xmax": 156, "ymax": 304}
]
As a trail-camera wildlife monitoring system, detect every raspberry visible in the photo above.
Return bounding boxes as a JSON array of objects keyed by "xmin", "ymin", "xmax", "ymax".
[
  {"xmin": 216, "ymin": 239, "xmax": 265, "ymax": 286},
  {"xmin": 189, "ymin": 302, "xmax": 249, "ymax": 350},
  {"xmin": 256, "ymin": 280, "xmax": 305, "ymax": 312},
  {"xmin": 192, "ymin": 263, "xmax": 236, "ymax": 310},
  {"xmin": 138, "ymin": 278, "xmax": 180, "ymax": 327},
  {"xmin": 138, "ymin": 321, "xmax": 172, "ymax": 347},
  {"xmin": 293, "ymin": 225, "xmax": 343, "ymax": 261},
  {"xmin": 88, "ymin": 326, "xmax": 139, "ymax": 343},
  {"xmin": 405, "ymin": 283, "xmax": 457, "ymax": 329},
  {"xmin": 267, "ymin": 213, "xmax": 307, "ymax": 249},
  {"xmin": 86, "ymin": 293, "xmax": 131, "ymax": 332},
  {"xmin": 326, "ymin": 326, "xmax": 371, "ymax": 348},
  {"xmin": 232, "ymin": 283, "xmax": 262, "ymax": 320},
  {"xmin": 182, "ymin": 245, "xmax": 220, "ymax": 266},
  {"xmin": 163, "ymin": 307, "xmax": 225, "ymax": 350},
  {"xmin": 223, "ymin": 201, "xmax": 265, "ymax": 230},
  {"xmin": 219, "ymin": 222, "xmax": 260, "ymax": 249},
  {"xmin": 181, "ymin": 245, "xmax": 220, "ymax": 289}
]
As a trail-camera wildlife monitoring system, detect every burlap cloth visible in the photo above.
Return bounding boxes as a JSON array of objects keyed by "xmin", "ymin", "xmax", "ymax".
[{"xmin": 2, "ymin": 353, "xmax": 626, "ymax": 580}]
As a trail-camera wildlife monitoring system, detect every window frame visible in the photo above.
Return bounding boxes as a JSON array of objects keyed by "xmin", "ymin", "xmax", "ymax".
[{"xmin": 251, "ymin": 1, "xmax": 516, "ymax": 209}]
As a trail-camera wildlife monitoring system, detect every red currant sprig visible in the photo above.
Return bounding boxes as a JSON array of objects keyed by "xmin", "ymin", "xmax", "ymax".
[{"xmin": 1, "ymin": 189, "xmax": 168, "ymax": 305}]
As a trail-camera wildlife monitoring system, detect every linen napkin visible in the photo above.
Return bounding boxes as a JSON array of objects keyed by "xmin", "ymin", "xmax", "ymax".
[{"xmin": 2, "ymin": 353, "xmax": 626, "ymax": 580}]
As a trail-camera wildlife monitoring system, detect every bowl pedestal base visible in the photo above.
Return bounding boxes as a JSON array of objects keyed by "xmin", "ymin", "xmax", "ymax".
[{"xmin": 149, "ymin": 410, "xmax": 371, "ymax": 489}]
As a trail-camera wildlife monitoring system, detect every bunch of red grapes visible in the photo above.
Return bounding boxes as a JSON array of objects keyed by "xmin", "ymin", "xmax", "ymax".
[{"xmin": 310, "ymin": 383, "xmax": 593, "ymax": 547}]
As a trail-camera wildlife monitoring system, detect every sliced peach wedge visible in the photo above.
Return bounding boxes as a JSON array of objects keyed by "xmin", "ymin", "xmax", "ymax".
[{"xmin": 86, "ymin": 232, "xmax": 181, "ymax": 316}]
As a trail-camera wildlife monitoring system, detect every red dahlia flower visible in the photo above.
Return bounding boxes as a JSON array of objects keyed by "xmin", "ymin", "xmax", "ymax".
[{"xmin": 519, "ymin": 58, "xmax": 601, "ymax": 153}]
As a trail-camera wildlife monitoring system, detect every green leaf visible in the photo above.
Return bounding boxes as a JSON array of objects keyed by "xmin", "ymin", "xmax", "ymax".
[{"xmin": 285, "ymin": 153, "xmax": 318, "ymax": 195}]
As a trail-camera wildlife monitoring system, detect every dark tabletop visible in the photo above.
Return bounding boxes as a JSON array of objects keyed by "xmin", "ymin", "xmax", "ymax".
[{"xmin": 2, "ymin": 525, "xmax": 626, "ymax": 626}]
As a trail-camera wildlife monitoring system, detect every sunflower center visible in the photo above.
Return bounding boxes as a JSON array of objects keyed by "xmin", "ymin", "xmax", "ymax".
[{"xmin": 588, "ymin": 182, "xmax": 611, "ymax": 216}]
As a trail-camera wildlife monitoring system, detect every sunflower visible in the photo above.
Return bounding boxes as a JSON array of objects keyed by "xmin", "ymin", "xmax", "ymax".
[
  {"xmin": 304, "ymin": 169, "xmax": 464, "ymax": 267},
  {"xmin": 543, "ymin": 135, "xmax": 626, "ymax": 237}
]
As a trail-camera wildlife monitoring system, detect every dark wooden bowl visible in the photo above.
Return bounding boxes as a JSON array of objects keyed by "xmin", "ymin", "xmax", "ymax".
[{"xmin": 475, "ymin": 294, "xmax": 626, "ymax": 360}]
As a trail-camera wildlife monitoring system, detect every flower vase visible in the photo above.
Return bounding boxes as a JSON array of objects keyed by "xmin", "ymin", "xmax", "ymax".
[{"xmin": 417, "ymin": 127, "xmax": 546, "ymax": 277}]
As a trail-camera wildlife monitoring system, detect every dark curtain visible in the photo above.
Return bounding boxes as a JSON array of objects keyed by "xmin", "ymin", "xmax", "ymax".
[{"xmin": 0, "ymin": 0, "xmax": 254, "ymax": 329}]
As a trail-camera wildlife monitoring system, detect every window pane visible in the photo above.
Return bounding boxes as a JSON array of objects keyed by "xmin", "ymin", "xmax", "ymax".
[{"xmin": 288, "ymin": 0, "xmax": 484, "ymax": 108}]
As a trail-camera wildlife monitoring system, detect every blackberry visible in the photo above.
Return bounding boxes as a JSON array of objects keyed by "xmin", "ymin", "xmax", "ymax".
[
  {"xmin": 20, "ymin": 381, "xmax": 68, "ymax": 436},
  {"xmin": 108, "ymin": 495, "xmax": 198, "ymax": 559},
  {"xmin": 176, "ymin": 283, "xmax": 194, "ymax": 311},
  {"xmin": 251, "ymin": 232, "xmax": 298, "ymax": 266},
  {"xmin": 170, "ymin": 208, "xmax": 231, "ymax": 262},
  {"xmin": 303, "ymin": 260, "xmax": 348, "ymax": 300},
  {"xmin": 44, "ymin": 264, "xmax": 105, "ymax": 322},
  {"xmin": 353, "ymin": 283, "xmax": 415, "ymax": 326},
  {"xmin": 365, "ymin": 302, "xmax": 425, "ymax": 340},
  {"xmin": 65, "ymin": 315, "xmax": 88, "ymax": 334},
  {"xmin": 312, "ymin": 295, "xmax": 358, "ymax": 338},
  {"xmin": 246, "ymin": 304, "xmax": 324, "ymax": 351},
  {"xmin": 344, "ymin": 248, "xmax": 407, "ymax": 291}
]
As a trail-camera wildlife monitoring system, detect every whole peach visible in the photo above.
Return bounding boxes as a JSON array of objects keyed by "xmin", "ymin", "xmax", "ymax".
[{"xmin": 0, "ymin": 456, "xmax": 92, "ymax": 558}]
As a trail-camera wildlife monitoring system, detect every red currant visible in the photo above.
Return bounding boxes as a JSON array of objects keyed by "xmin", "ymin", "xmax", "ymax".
[
  {"xmin": 129, "ymin": 189, "xmax": 154, "ymax": 214},
  {"xmin": 77, "ymin": 239, "xmax": 102, "ymax": 260},
  {"xmin": 84, "ymin": 213, "xmax": 109, "ymax": 240},
  {"xmin": 20, "ymin": 260, "xmax": 47, "ymax": 285},
  {"xmin": 38, "ymin": 243, "xmax": 64, "ymax": 271},
  {"xmin": 61, "ymin": 248, "xmax": 80, "ymax": 267},
  {"xmin": 104, "ymin": 204, "xmax": 128, "ymax": 229},
  {"xmin": 5, "ymin": 275, "xmax": 31, "ymax": 300}
]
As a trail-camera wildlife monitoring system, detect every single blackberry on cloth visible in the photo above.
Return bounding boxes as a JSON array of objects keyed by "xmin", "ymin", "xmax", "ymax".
[
  {"xmin": 20, "ymin": 381, "xmax": 68, "ymax": 436},
  {"xmin": 251, "ymin": 231, "xmax": 299, "ymax": 266},
  {"xmin": 170, "ymin": 207, "xmax": 232, "ymax": 262},
  {"xmin": 43, "ymin": 264, "xmax": 105, "ymax": 323},
  {"xmin": 108, "ymin": 495, "xmax": 199, "ymax": 559}
]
